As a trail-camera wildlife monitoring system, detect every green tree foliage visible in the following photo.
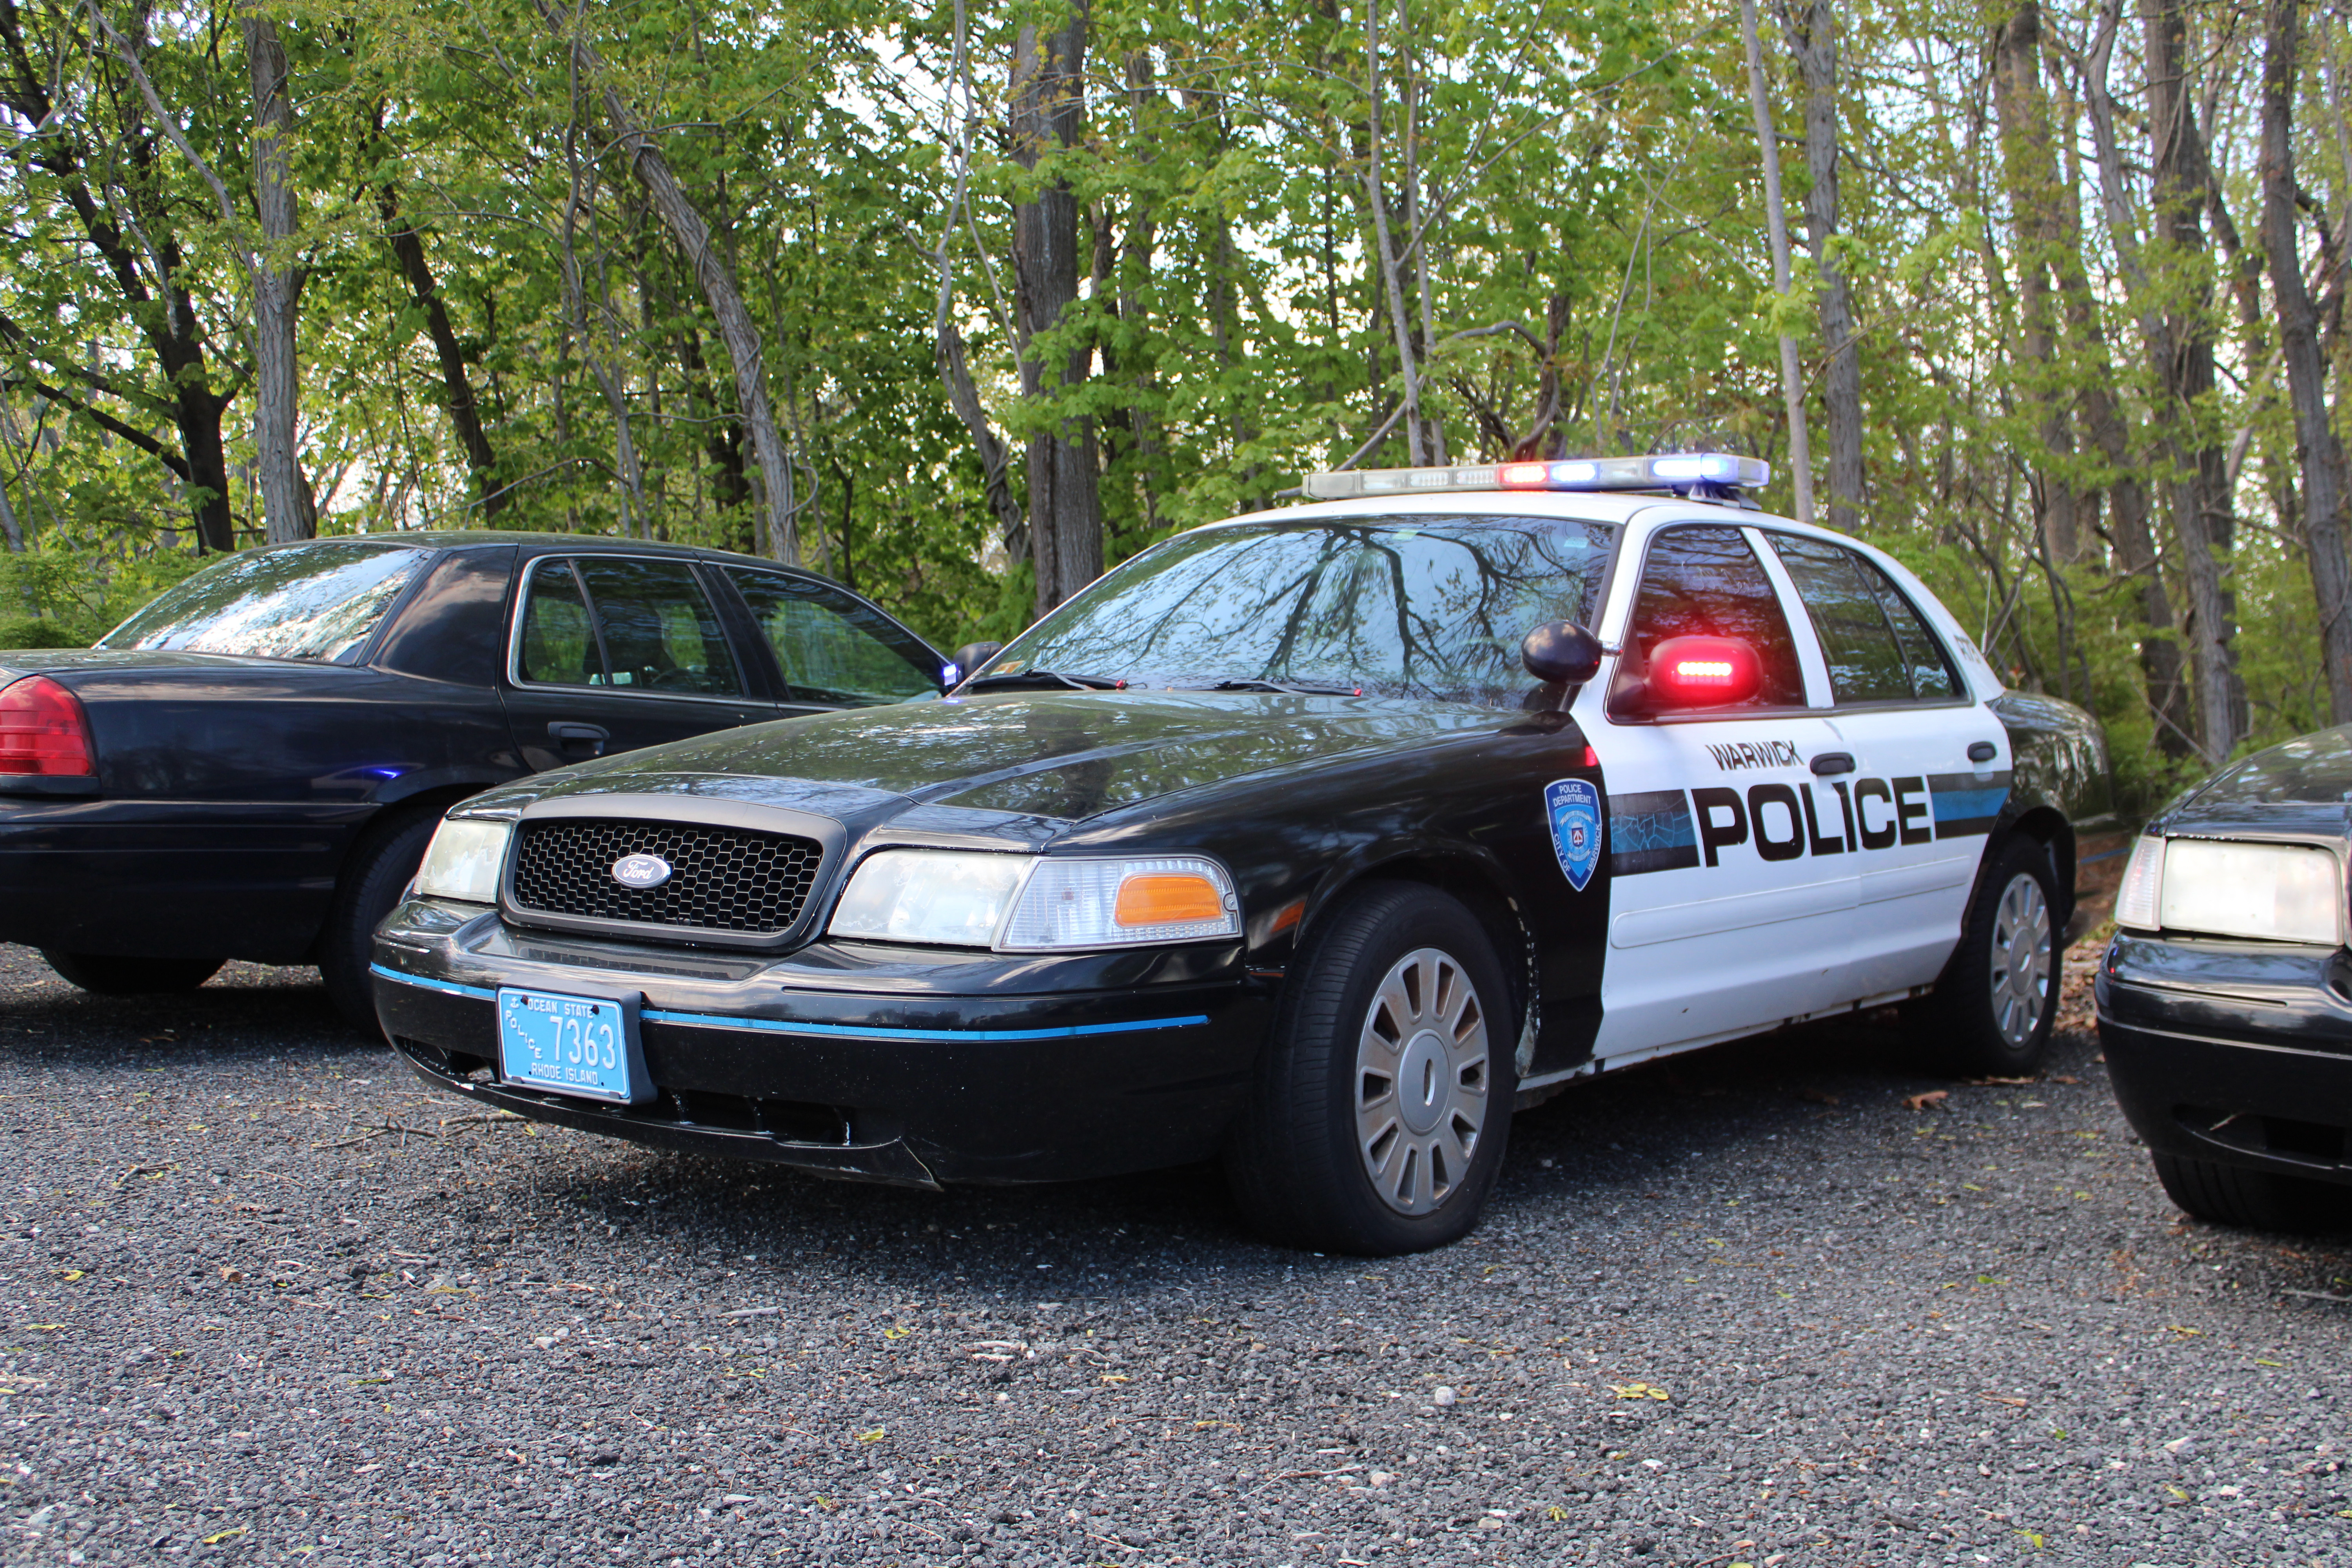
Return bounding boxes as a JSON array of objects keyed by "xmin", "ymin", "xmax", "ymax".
[{"xmin": 0, "ymin": 0, "xmax": 2345, "ymax": 809}]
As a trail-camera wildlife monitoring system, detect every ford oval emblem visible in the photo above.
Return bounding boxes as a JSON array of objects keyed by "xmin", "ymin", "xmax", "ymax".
[{"xmin": 611, "ymin": 853, "xmax": 673, "ymax": 890}]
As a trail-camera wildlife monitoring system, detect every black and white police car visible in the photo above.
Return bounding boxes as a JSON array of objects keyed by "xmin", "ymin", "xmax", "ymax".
[{"xmin": 372, "ymin": 454, "xmax": 2114, "ymax": 1255}]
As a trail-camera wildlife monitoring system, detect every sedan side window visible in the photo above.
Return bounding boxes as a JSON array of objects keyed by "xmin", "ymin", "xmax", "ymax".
[
  {"xmin": 1612, "ymin": 524, "xmax": 1806, "ymax": 716},
  {"xmin": 573, "ymin": 558, "xmax": 745, "ymax": 698},
  {"xmin": 726, "ymin": 568, "xmax": 940, "ymax": 706},
  {"xmin": 516, "ymin": 559, "xmax": 603, "ymax": 687},
  {"xmin": 1768, "ymin": 535, "xmax": 1960, "ymax": 702}
]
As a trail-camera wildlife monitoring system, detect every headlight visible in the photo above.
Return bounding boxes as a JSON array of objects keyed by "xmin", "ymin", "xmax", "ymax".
[
  {"xmin": 412, "ymin": 818, "xmax": 512, "ymax": 905},
  {"xmin": 828, "ymin": 850, "xmax": 1029, "ymax": 946},
  {"xmin": 826, "ymin": 850, "xmax": 1243, "ymax": 950},
  {"xmin": 999, "ymin": 856, "xmax": 1240, "ymax": 950},
  {"xmin": 2118, "ymin": 834, "xmax": 2342, "ymax": 944}
]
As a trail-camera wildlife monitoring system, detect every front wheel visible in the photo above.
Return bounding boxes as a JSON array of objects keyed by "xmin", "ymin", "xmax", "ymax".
[
  {"xmin": 2151, "ymin": 1152, "xmax": 2345, "ymax": 1233},
  {"xmin": 41, "ymin": 950, "xmax": 223, "ymax": 996},
  {"xmin": 1223, "ymin": 882, "xmax": 1516, "ymax": 1256},
  {"xmin": 1906, "ymin": 836, "xmax": 2060, "ymax": 1077}
]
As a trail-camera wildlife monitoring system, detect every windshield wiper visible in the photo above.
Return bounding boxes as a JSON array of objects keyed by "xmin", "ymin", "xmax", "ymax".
[
  {"xmin": 960, "ymin": 669, "xmax": 1131, "ymax": 692},
  {"xmin": 1192, "ymin": 677, "xmax": 1361, "ymax": 697}
]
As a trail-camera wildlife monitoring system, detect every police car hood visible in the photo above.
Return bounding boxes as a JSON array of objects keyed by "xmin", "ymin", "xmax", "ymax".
[{"xmin": 521, "ymin": 690, "xmax": 1506, "ymax": 831}]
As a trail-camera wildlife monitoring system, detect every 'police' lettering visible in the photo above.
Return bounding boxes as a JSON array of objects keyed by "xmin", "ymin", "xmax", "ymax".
[
  {"xmin": 1894, "ymin": 776, "xmax": 1934, "ymax": 846},
  {"xmin": 1692, "ymin": 787, "xmax": 1748, "ymax": 867},
  {"xmin": 1854, "ymin": 778, "xmax": 1898, "ymax": 850},
  {"xmin": 1746, "ymin": 783, "xmax": 1805, "ymax": 862},
  {"xmin": 1800, "ymin": 782, "xmax": 1844, "ymax": 856}
]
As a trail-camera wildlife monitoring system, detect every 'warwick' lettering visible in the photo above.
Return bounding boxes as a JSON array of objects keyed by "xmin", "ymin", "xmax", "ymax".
[{"xmin": 1704, "ymin": 739, "xmax": 1803, "ymax": 773}]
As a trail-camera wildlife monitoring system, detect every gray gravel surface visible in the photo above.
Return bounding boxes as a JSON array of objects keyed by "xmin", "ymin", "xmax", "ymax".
[{"xmin": 3, "ymin": 939, "xmax": 2348, "ymax": 1568}]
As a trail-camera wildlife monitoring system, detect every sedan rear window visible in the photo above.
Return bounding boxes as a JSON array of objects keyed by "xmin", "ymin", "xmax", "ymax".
[{"xmin": 101, "ymin": 541, "xmax": 427, "ymax": 662}]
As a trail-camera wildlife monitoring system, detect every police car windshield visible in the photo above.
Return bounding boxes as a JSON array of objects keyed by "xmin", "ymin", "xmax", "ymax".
[{"xmin": 989, "ymin": 515, "xmax": 1617, "ymax": 707}]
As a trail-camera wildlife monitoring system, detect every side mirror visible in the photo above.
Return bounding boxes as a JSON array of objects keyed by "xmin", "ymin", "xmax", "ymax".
[
  {"xmin": 1645, "ymin": 634, "xmax": 1762, "ymax": 708},
  {"xmin": 1521, "ymin": 621, "xmax": 1604, "ymax": 687},
  {"xmin": 945, "ymin": 640, "xmax": 1005, "ymax": 688}
]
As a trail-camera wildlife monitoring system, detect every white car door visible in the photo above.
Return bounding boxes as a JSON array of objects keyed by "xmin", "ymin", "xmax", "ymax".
[
  {"xmin": 1760, "ymin": 531, "xmax": 2011, "ymax": 1000},
  {"xmin": 1588, "ymin": 521, "xmax": 1859, "ymax": 1062}
]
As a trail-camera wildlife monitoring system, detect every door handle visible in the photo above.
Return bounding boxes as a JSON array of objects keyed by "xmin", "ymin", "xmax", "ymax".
[
  {"xmin": 1811, "ymin": 751, "xmax": 1855, "ymax": 776},
  {"xmin": 549, "ymin": 721, "xmax": 610, "ymax": 759},
  {"xmin": 1968, "ymin": 740, "xmax": 1998, "ymax": 763}
]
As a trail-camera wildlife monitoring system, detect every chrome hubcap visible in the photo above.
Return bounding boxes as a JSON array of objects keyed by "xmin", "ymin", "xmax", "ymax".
[
  {"xmin": 1355, "ymin": 946, "xmax": 1490, "ymax": 1215},
  {"xmin": 1988, "ymin": 872, "xmax": 2053, "ymax": 1049}
]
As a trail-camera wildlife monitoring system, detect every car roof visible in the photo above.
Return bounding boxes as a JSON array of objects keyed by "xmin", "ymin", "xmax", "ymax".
[{"xmin": 261, "ymin": 530, "xmax": 811, "ymax": 573}]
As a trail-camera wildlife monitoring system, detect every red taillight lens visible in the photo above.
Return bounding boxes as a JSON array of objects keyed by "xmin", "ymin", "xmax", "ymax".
[
  {"xmin": 1648, "ymin": 635, "xmax": 1762, "ymax": 708},
  {"xmin": 0, "ymin": 676, "xmax": 96, "ymax": 775}
]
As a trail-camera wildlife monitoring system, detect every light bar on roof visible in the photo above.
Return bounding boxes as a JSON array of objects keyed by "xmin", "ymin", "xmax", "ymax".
[{"xmin": 1301, "ymin": 452, "xmax": 1771, "ymax": 501}]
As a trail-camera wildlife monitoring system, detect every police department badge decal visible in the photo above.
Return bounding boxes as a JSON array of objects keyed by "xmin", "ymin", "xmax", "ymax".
[{"xmin": 1544, "ymin": 779, "xmax": 1603, "ymax": 892}]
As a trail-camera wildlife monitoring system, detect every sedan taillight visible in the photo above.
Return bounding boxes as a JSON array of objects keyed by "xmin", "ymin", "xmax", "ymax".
[{"xmin": 0, "ymin": 675, "xmax": 96, "ymax": 775}]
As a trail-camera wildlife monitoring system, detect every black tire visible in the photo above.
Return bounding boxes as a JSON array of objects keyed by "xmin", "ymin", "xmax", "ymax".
[
  {"xmin": 1223, "ymin": 882, "xmax": 1517, "ymax": 1256},
  {"xmin": 2151, "ymin": 1152, "xmax": 2345, "ymax": 1233},
  {"xmin": 1905, "ymin": 835, "xmax": 2061, "ymax": 1078},
  {"xmin": 318, "ymin": 809, "xmax": 441, "ymax": 1034},
  {"xmin": 40, "ymin": 950, "xmax": 223, "ymax": 996}
]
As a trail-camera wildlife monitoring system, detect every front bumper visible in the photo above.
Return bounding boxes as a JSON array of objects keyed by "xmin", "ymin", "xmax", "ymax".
[
  {"xmin": 370, "ymin": 898, "xmax": 1270, "ymax": 1187},
  {"xmin": 2094, "ymin": 933, "xmax": 2352, "ymax": 1188}
]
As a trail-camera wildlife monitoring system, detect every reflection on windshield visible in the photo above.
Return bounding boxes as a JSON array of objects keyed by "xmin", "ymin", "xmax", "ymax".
[
  {"xmin": 100, "ymin": 542, "xmax": 426, "ymax": 662},
  {"xmin": 991, "ymin": 515, "xmax": 1616, "ymax": 707}
]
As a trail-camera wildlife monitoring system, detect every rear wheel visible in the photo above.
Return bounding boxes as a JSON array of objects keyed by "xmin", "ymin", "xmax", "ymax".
[
  {"xmin": 1223, "ymin": 882, "xmax": 1515, "ymax": 1255},
  {"xmin": 40, "ymin": 951, "xmax": 222, "ymax": 996},
  {"xmin": 318, "ymin": 809, "xmax": 441, "ymax": 1034},
  {"xmin": 1906, "ymin": 835, "xmax": 2060, "ymax": 1077},
  {"xmin": 2151, "ymin": 1152, "xmax": 2345, "ymax": 1233}
]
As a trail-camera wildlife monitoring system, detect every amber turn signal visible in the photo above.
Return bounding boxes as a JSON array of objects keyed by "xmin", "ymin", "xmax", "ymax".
[{"xmin": 1114, "ymin": 873, "xmax": 1227, "ymax": 927}]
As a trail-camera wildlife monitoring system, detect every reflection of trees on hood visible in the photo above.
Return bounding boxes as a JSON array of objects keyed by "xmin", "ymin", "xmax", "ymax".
[{"xmin": 1018, "ymin": 519, "xmax": 1613, "ymax": 707}]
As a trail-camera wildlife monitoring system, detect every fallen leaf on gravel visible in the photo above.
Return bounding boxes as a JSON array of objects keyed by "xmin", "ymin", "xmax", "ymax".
[
  {"xmin": 1903, "ymin": 1091, "xmax": 1948, "ymax": 1111},
  {"xmin": 218, "ymin": 1268, "xmax": 244, "ymax": 1283},
  {"xmin": 855, "ymin": 1427, "xmax": 886, "ymax": 1443},
  {"xmin": 2048, "ymin": 1074, "xmax": 2081, "ymax": 1084},
  {"xmin": 1982, "ymin": 1394, "xmax": 2029, "ymax": 1407},
  {"xmin": 26, "ymin": 1323, "xmax": 63, "ymax": 1331},
  {"xmin": 1799, "ymin": 1089, "xmax": 1840, "ymax": 1105},
  {"xmin": 200, "ymin": 1527, "xmax": 245, "ymax": 1546},
  {"xmin": 2166, "ymin": 1325, "xmax": 2202, "ymax": 1338},
  {"xmin": 1966, "ymin": 1076, "xmax": 2036, "ymax": 1086},
  {"xmin": 1100, "ymin": 1374, "xmax": 1129, "ymax": 1384},
  {"xmin": 1608, "ymin": 1382, "xmax": 1670, "ymax": 1401},
  {"xmin": 58, "ymin": 1270, "xmax": 82, "ymax": 1282}
]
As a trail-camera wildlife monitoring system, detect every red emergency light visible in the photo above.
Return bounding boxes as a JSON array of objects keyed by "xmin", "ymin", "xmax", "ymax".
[{"xmin": 1647, "ymin": 635, "xmax": 1761, "ymax": 709}]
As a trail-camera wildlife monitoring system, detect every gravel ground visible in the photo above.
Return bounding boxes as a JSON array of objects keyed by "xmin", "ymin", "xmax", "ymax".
[{"xmin": 3, "ymin": 937, "xmax": 2348, "ymax": 1568}]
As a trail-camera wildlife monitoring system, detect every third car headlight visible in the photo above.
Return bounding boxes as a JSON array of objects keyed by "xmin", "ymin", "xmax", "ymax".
[
  {"xmin": 413, "ymin": 817, "xmax": 512, "ymax": 905},
  {"xmin": 827, "ymin": 849, "xmax": 1242, "ymax": 950},
  {"xmin": 2117, "ymin": 834, "xmax": 2343, "ymax": 944}
]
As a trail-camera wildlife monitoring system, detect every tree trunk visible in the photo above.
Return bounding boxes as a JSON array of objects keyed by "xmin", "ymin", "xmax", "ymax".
[
  {"xmin": 1010, "ymin": 5, "xmax": 1102, "ymax": 617},
  {"xmin": 2077, "ymin": 0, "xmax": 2193, "ymax": 755},
  {"xmin": 2145, "ymin": 0, "xmax": 2246, "ymax": 763},
  {"xmin": 374, "ymin": 144, "xmax": 501, "ymax": 518},
  {"xmin": 1992, "ymin": 2, "xmax": 2081, "ymax": 565},
  {"xmin": 1740, "ymin": 0, "xmax": 1815, "ymax": 523},
  {"xmin": 2261, "ymin": 0, "xmax": 2352, "ymax": 724},
  {"xmin": 1363, "ymin": 0, "xmax": 1430, "ymax": 466},
  {"xmin": 1779, "ymin": 0, "xmax": 1863, "ymax": 532},
  {"xmin": 244, "ymin": 13, "xmax": 314, "ymax": 544},
  {"xmin": 538, "ymin": 4, "xmax": 797, "ymax": 563}
]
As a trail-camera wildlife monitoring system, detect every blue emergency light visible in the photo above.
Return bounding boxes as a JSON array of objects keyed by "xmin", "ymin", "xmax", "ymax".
[{"xmin": 1300, "ymin": 451, "xmax": 1770, "ymax": 501}]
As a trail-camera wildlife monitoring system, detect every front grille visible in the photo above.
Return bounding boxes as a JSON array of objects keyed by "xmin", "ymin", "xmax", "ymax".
[{"xmin": 509, "ymin": 818, "xmax": 824, "ymax": 936}]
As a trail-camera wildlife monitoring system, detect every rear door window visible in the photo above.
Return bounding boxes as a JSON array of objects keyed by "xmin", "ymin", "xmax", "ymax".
[
  {"xmin": 1768, "ymin": 534, "xmax": 1960, "ymax": 703},
  {"xmin": 515, "ymin": 557, "xmax": 746, "ymax": 698},
  {"xmin": 573, "ymin": 559, "xmax": 745, "ymax": 698}
]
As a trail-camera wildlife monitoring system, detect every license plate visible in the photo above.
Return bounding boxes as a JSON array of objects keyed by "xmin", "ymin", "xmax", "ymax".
[{"xmin": 497, "ymin": 988, "xmax": 644, "ymax": 1104}]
